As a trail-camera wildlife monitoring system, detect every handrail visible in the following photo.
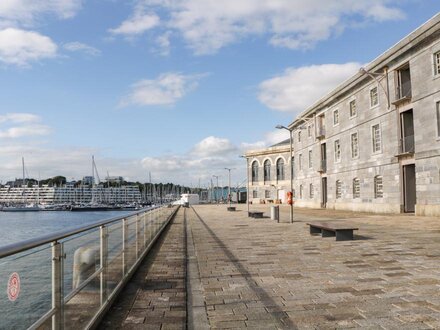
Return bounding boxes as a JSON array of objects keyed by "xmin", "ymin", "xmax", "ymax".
[{"xmin": 0, "ymin": 205, "xmax": 160, "ymax": 259}]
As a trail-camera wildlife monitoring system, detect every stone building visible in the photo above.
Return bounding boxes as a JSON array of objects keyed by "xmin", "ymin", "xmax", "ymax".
[
  {"xmin": 293, "ymin": 14, "xmax": 440, "ymax": 215},
  {"xmin": 245, "ymin": 139, "xmax": 291, "ymax": 204},
  {"xmin": 245, "ymin": 13, "xmax": 440, "ymax": 215}
]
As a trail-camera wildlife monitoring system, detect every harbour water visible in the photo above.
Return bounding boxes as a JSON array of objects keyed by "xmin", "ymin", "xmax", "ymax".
[
  {"xmin": 0, "ymin": 210, "xmax": 131, "ymax": 246},
  {"xmin": 0, "ymin": 210, "xmax": 131, "ymax": 329}
]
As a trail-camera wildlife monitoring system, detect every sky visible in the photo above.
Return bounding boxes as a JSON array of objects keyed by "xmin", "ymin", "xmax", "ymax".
[{"xmin": 0, "ymin": 1, "xmax": 439, "ymax": 187}]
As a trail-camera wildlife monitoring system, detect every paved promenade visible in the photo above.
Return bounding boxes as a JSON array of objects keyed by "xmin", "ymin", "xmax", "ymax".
[{"xmin": 101, "ymin": 204, "xmax": 440, "ymax": 329}]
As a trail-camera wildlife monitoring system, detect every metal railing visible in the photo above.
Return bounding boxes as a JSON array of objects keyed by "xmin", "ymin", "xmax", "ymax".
[
  {"xmin": 399, "ymin": 135, "xmax": 415, "ymax": 154},
  {"xmin": 0, "ymin": 204, "xmax": 179, "ymax": 330}
]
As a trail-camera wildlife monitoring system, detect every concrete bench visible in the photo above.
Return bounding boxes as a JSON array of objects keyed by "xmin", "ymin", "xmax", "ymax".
[
  {"xmin": 307, "ymin": 222, "xmax": 358, "ymax": 241},
  {"xmin": 248, "ymin": 211, "xmax": 264, "ymax": 218}
]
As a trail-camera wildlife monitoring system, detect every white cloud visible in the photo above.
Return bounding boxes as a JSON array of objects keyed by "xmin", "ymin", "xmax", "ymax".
[
  {"xmin": 0, "ymin": 0, "xmax": 82, "ymax": 27},
  {"xmin": 63, "ymin": 42, "xmax": 101, "ymax": 56},
  {"xmin": 0, "ymin": 113, "xmax": 41, "ymax": 124},
  {"xmin": 0, "ymin": 124, "xmax": 51, "ymax": 138},
  {"xmin": 0, "ymin": 113, "xmax": 50, "ymax": 139},
  {"xmin": 0, "ymin": 28, "xmax": 57, "ymax": 66},
  {"xmin": 191, "ymin": 136, "xmax": 237, "ymax": 157},
  {"xmin": 240, "ymin": 129, "xmax": 290, "ymax": 152},
  {"xmin": 155, "ymin": 31, "xmax": 171, "ymax": 56},
  {"xmin": 120, "ymin": 0, "xmax": 405, "ymax": 54},
  {"xmin": 109, "ymin": 13, "xmax": 160, "ymax": 36},
  {"xmin": 141, "ymin": 136, "xmax": 242, "ymax": 185},
  {"xmin": 120, "ymin": 72, "xmax": 205, "ymax": 107},
  {"xmin": 258, "ymin": 62, "xmax": 361, "ymax": 114}
]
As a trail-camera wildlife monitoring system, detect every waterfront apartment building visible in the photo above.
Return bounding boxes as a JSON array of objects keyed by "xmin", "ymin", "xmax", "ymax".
[
  {"xmin": 0, "ymin": 185, "xmax": 142, "ymax": 205},
  {"xmin": 245, "ymin": 14, "xmax": 440, "ymax": 216},
  {"xmin": 245, "ymin": 139, "xmax": 291, "ymax": 204}
]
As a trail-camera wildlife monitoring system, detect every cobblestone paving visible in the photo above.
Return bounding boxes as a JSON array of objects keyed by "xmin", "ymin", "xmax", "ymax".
[
  {"xmin": 189, "ymin": 204, "xmax": 440, "ymax": 329},
  {"xmin": 99, "ymin": 209, "xmax": 186, "ymax": 330}
]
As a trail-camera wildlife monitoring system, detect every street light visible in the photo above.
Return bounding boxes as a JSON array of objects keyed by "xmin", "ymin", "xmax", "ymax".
[
  {"xmin": 275, "ymin": 124, "xmax": 294, "ymax": 223},
  {"xmin": 239, "ymin": 155, "xmax": 250, "ymax": 216},
  {"xmin": 224, "ymin": 168, "xmax": 235, "ymax": 207},
  {"xmin": 212, "ymin": 175, "xmax": 220, "ymax": 203}
]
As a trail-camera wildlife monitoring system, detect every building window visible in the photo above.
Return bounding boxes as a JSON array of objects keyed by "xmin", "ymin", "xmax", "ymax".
[
  {"xmin": 372, "ymin": 124, "xmax": 382, "ymax": 153},
  {"xmin": 265, "ymin": 190, "xmax": 271, "ymax": 198},
  {"xmin": 276, "ymin": 158, "xmax": 285, "ymax": 181},
  {"xmin": 334, "ymin": 139, "xmax": 341, "ymax": 162},
  {"xmin": 309, "ymin": 184, "xmax": 314, "ymax": 198},
  {"xmin": 370, "ymin": 86, "xmax": 379, "ymax": 107},
  {"xmin": 251, "ymin": 161, "xmax": 259, "ymax": 184},
  {"xmin": 299, "ymin": 185, "xmax": 303, "ymax": 199},
  {"xmin": 298, "ymin": 131, "xmax": 301, "ymax": 143},
  {"xmin": 336, "ymin": 180, "xmax": 342, "ymax": 199},
  {"xmin": 264, "ymin": 160, "xmax": 271, "ymax": 183},
  {"xmin": 308, "ymin": 150, "xmax": 313, "ymax": 168},
  {"xmin": 333, "ymin": 109, "xmax": 339, "ymax": 125},
  {"xmin": 351, "ymin": 132, "xmax": 359, "ymax": 158},
  {"xmin": 437, "ymin": 101, "xmax": 440, "ymax": 137},
  {"xmin": 308, "ymin": 125, "xmax": 312, "ymax": 137},
  {"xmin": 253, "ymin": 190, "xmax": 258, "ymax": 198},
  {"xmin": 374, "ymin": 176, "xmax": 383, "ymax": 198},
  {"xmin": 435, "ymin": 52, "xmax": 440, "ymax": 76},
  {"xmin": 349, "ymin": 99, "xmax": 357, "ymax": 118},
  {"xmin": 299, "ymin": 154, "xmax": 302, "ymax": 170},
  {"xmin": 353, "ymin": 178, "xmax": 360, "ymax": 199}
]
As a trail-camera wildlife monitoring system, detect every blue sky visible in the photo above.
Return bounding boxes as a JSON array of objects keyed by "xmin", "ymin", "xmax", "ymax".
[{"xmin": 0, "ymin": 1, "xmax": 439, "ymax": 187}]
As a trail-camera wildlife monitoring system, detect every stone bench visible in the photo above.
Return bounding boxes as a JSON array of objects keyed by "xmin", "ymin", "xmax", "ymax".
[
  {"xmin": 248, "ymin": 211, "xmax": 264, "ymax": 218},
  {"xmin": 307, "ymin": 221, "xmax": 359, "ymax": 241}
]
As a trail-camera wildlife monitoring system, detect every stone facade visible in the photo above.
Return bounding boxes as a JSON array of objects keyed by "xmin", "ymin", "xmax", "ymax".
[
  {"xmin": 291, "ymin": 14, "xmax": 440, "ymax": 215},
  {"xmin": 245, "ymin": 140, "xmax": 291, "ymax": 204},
  {"xmin": 245, "ymin": 14, "xmax": 440, "ymax": 215}
]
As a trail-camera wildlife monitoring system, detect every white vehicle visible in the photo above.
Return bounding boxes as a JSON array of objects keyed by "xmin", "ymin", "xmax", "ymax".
[{"xmin": 181, "ymin": 193, "xmax": 199, "ymax": 205}]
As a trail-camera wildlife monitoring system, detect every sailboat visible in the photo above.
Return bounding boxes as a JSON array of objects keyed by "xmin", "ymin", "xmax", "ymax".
[
  {"xmin": 2, "ymin": 157, "xmax": 41, "ymax": 212},
  {"xmin": 70, "ymin": 156, "xmax": 119, "ymax": 211}
]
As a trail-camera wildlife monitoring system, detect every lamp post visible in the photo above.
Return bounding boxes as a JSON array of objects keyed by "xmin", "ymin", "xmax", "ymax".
[
  {"xmin": 239, "ymin": 155, "xmax": 250, "ymax": 216},
  {"xmin": 212, "ymin": 175, "xmax": 220, "ymax": 203},
  {"xmin": 224, "ymin": 168, "xmax": 235, "ymax": 207},
  {"xmin": 275, "ymin": 125, "xmax": 294, "ymax": 223}
]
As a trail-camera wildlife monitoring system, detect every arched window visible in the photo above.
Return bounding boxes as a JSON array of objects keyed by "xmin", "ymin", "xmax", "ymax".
[
  {"xmin": 251, "ymin": 161, "xmax": 259, "ymax": 184},
  {"xmin": 374, "ymin": 176, "xmax": 383, "ymax": 198},
  {"xmin": 264, "ymin": 160, "xmax": 271, "ymax": 183},
  {"xmin": 276, "ymin": 158, "xmax": 285, "ymax": 181}
]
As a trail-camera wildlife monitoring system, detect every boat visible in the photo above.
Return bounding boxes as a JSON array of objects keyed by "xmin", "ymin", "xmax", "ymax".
[
  {"xmin": 2, "ymin": 204, "xmax": 41, "ymax": 212},
  {"xmin": 70, "ymin": 204, "xmax": 121, "ymax": 211}
]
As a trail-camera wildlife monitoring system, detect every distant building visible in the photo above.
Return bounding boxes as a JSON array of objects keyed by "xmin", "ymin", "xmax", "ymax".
[
  {"xmin": 106, "ymin": 176, "xmax": 124, "ymax": 184},
  {"xmin": 244, "ymin": 139, "xmax": 291, "ymax": 204},
  {"xmin": 82, "ymin": 176, "xmax": 95, "ymax": 186},
  {"xmin": 0, "ymin": 185, "xmax": 142, "ymax": 205}
]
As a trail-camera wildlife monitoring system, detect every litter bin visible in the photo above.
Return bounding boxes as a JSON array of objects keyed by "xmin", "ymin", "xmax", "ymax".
[{"xmin": 271, "ymin": 205, "xmax": 279, "ymax": 222}]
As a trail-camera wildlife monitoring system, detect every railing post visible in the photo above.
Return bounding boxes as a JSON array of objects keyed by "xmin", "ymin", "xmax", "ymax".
[
  {"xmin": 135, "ymin": 214, "xmax": 139, "ymax": 260},
  {"xmin": 100, "ymin": 225, "xmax": 108, "ymax": 306},
  {"xmin": 143, "ymin": 212, "xmax": 147, "ymax": 247},
  {"xmin": 52, "ymin": 241, "xmax": 64, "ymax": 330},
  {"xmin": 122, "ymin": 218, "xmax": 128, "ymax": 275}
]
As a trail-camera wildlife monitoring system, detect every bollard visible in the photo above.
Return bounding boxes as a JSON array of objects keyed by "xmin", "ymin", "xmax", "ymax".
[
  {"xmin": 73, "ymin": 246, "xmax": 100, "ymax": 290},
  {"xmin": 270, "ymin": 206, "xmax": 279, "ymax": 222}
]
